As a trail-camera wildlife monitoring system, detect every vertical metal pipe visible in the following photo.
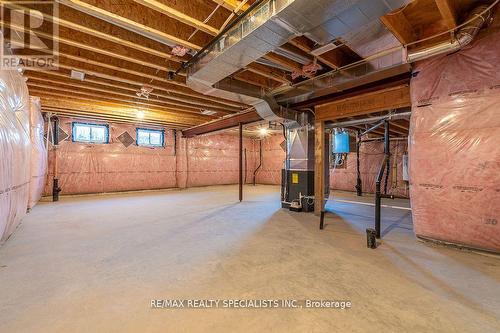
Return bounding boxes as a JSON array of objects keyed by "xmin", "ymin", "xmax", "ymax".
[
  {"xmin": 253, "ymin": 139, "xmax": 262, "ymax": 185},
  {"xmin": 239, "ymin": 122, "xmax": 243, "ymax": 202},
  {"xmin": 52, "ymin": 117, "xmax": 61, "ymax": 201},
  {"xmin": 384, "ymin": 121, "xmax": 390, "ymax": 195},
  {"xmin": 375, "ymin": 182, "xmax": 381, "ymax": 238},
  {"xmin": 355, "ymin": 129, "xmax": 362, "ymax": 196}
]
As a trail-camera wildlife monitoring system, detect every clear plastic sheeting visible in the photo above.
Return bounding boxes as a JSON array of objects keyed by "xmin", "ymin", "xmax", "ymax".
[
  {"xmin": 44, "ymin": 117, "xmax": 177, "ymax": 195},
  {"xmin": 330, "ymin": 140, "xmax": 409, "ymax": 197},
  {"xmin": 409, "ymin": 31, "xmax": 500, "ymax": 252},
  {"xmin": 0, "ymin": 65, "xmax": 30, "ymax": 242},
  {"xmin": 28, "ymin": 96, "xmax": 47, "ymax": 209},
  {"xmin": 255, "ymin": 134, "xmax": 285, "ymax": 185}
]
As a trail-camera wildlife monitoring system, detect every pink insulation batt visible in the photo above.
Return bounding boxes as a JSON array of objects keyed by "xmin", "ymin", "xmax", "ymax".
[
  {"xmin": 28, "ymin": 96, "xmax": 48, "ymax": 209},
  {"xmin": 330, "ymin": 140, "xmax": 409, "ymax": 198},
  {"xmin": 0, "ymin": 67, "xmax": 31, "ymax": 242},
  {"xmin": 255, "ymin": 134, "xmax": 285, "ymax": 185},
  {"xmin": 44, "ymin": 118, "xmax": 177, "ymax": 195},
  {"xmin": 409, "ymin": 31, "xmax": 500, "ymax": 252}
]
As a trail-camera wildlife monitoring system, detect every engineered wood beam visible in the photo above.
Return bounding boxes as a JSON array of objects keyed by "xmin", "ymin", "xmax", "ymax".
[{"xmin": 315, "ymin": 85, "xmax": 411, "ymax": 122}]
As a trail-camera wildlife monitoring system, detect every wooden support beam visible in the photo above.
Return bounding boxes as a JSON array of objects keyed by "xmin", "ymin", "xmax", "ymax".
[
  {"xmin": 58, "ymin": 0, "xmax": 201, "ymax": 50},
  {"xmin": 37, "ymin": 96, "xmax": 204, "ymax": 126},
  {"xmin": 182, "ymin": 110, "xmax": 261, "ymax": 137},
  {"xmin": 263, "ymin": 52, "xmax": 303, "ymax": 72},
  {"xmin": 8, "ymin": 2, "xmax": 180, "ymax": 61},
  {"xmin": 30, "ymin": 89, "xmax": 205, "ymax": 125},
  {"xmin": 41, "ymin": 106, "xmax": 189, "ymax": 129},
  {"xmin": 314, "ymin": 120, "xmax": 326, "ymax": 216},
  {"xmin": 380, "ymin": 10, "xmax": 417, "ymax": 44},
  {"xmin": 26, "ymin": 70, "xmax": 239, "ymax": 112},
  {"xmin": 288, "ymin": 37, "xmax": 350, "ymax": 69},
  {"xmin": 435, "ymin": 0, "xmax": 458, "ymax": 30},
  {"xmin": 233, "ymin": 70, "xmax": 282, "ymax": 89},
  {"xmin": 315, "ymin": 85, "xmax": 411, "ymax": 122},
  {"xmin": 27, "ymin": 80, "xmax": 222, "ymax": 117},
  {"xmin": 3, "ymin": 22, "xmax": 179, "ymax": 73},
  {"xmin": 32, "ymin": 63, "xmax": 245, "ymax": 109},
  {"xmin": 246, "ymin": 63, "xmax": 290, "ymax": 84},
  {"xmin": 211, "ymin": 0, "xmax": 250, "ymax": 13},
  {"xmin": 133, "ymin": 0, "xmax": 219, "ymax": 35}
]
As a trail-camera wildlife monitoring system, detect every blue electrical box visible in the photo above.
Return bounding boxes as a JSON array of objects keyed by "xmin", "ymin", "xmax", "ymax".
[{"xmin": 333, "ymin": 132, "xmax": 350, "ymax": 153}]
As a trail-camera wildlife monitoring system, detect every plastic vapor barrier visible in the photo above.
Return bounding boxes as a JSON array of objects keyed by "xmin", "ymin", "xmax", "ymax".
[
  {"xmin": 330, "ymin": 140, "xmax": 409, "ymax": 197},
  {"xmin": 28, "ymin": 96, "xmax": 47, "ymax": 209},
  {"xmin": 0, "ymin": 65, "xmax": 31, "ymax": 242},
  {"xmin": 409, "ymin": 31, "xmax": 500, "ymax": 252}
]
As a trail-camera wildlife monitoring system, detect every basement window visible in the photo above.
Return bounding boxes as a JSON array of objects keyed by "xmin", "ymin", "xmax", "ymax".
[
  {"xmin": 72, "ymin": 122, "xmax": 109, "ymax": 144},
  {"xmin": 136, "ymin": 128, "xmax": 164, "ymax": 147}
]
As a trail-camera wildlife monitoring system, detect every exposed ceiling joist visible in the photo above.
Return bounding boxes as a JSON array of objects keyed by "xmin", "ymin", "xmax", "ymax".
[
  {"xmin": 211, "ymin": 0, "xmax": 250, "ymax": 13},
  {"xmin": 57, "ymin": 0, "xmax": 201, "ymax": 50},
  {"xmin": 380, "ymin": 10, "xmax": 417, "ymax": 44},
  {"xmin": 42, "ymin": 106, "xmax": 190, "ymax": 129},
  {"xmin": 133, "ymin": 0, "xmax": 219, "ymax": 35},
  {"xmin": 435, "ymin": 0, "xmax": 458, "ymax": 30},
  {"xmin": 26, "ymin": 70, "xmax": 241, "ymax": 112},
  {"xmin": 27, "ymin": 78, "xmax": 226, "ymax": 116},
  {"xmin": 28, "ymin": 83, "xmax": 215, "ymax": 120},
  {"xmin": 37, "ymin": 95, "xmax": 205, "ymax": 126}
]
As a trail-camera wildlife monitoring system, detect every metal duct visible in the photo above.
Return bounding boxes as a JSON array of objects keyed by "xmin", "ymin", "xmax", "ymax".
[
  {"xmin": 186, "ymin": 0, "xmax": 410, "ymax": 121},
  {"xmin": 273, "ymin": 56, "xmax": 411, "ymax": 104},
  {"xmin": 407, "ymin": 5, "xmax": 493, "ymax": 63}
]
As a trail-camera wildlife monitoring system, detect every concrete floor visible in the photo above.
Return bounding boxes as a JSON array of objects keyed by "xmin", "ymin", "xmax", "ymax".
[{"xmin": 0, "ymin": 185, "xmax": 499, "ymax": 332}]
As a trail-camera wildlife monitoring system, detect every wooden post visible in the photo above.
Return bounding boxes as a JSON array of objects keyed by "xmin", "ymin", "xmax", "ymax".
[
  {"xmin": 239, "ymin": 122, "xmax": 243, "ymax": 202},
  {"xmin": 314, "ymin": 121, "xmax": 325, "ymax": 215}
]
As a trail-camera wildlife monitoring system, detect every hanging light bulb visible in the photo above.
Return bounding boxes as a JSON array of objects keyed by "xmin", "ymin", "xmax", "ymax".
[{"xmin": 136, "ymin": 110, "xmax": 145, "ymax": 119}]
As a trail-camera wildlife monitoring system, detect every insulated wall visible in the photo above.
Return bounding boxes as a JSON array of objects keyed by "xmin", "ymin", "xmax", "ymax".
[
  {"xmin": 255, "ymin": 134, "xmax": 286, "ymax": 185},
  {"xmin": 409, "ymin": 31, "xmax": 500, "ymax": 252},
  {"xmin": 329, "ymin": 140, "xmax": 409, "ymax": 197},
  {"xmin": 0, "ymin": 67, "xmax": 31, "ymax": 242},
  {"xmin": 176, "ymin": 133, "xmax": 257, "ymax": 188},
  {"xmin": 28, "ymin": 96, "xmax": 47, "ymax": 209},
  {"xmin": 43, "ymin": 121, "xmax": 263, "ymax": 195},
  {"xmin": 44, "ymin": 117, "xmax": 177, "ymax": 195}
]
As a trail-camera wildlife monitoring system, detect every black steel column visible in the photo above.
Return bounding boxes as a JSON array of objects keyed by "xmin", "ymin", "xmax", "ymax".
[
  {"xmin": 375, "ymin": 121, "xmax": 391, "ymax": 239},
  {"xmin": 355, "ymin": 129, "xmax": 362, "ymax": 196},
  {"xmin": 384, "ymin": 121, "xmax": 390, "ymax": 194},
  {"xmin": 239, "ymin": 122, "xmax": 243, "ymax": 202},
  {"xmin": 52, "ymin": 117, "xmax": 61, "ymax": 202}
]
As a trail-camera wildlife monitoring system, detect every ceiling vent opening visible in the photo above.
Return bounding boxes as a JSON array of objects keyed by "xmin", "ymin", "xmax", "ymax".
[
  {"xmin": 201, "ymin": 110, "xmax": 217, "ymax": 116},
  {"xmin": 70, "ymin": 70, "xmax": 85, "ymax": 81}
]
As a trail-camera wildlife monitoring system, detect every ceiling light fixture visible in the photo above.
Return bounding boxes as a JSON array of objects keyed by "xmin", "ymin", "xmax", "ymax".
[
  {"xmin": 136, "ymin": 110, "xmax": 145, "ymax": 119},
  {"xmin": 259, "ymin": 127, "xmax": 269, "ymax": 137}
]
